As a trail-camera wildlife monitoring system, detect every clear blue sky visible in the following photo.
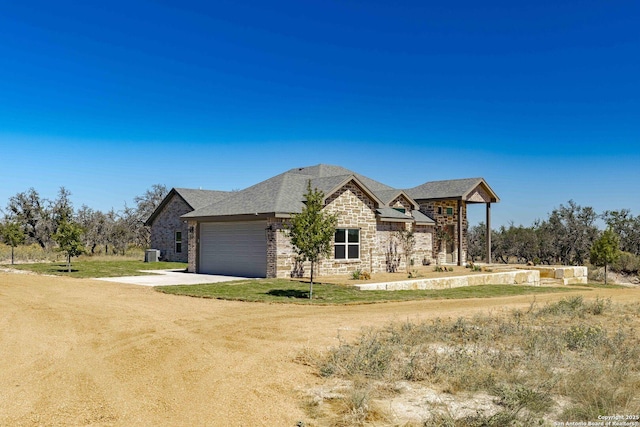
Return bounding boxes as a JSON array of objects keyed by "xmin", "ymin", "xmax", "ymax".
[{"xmin": 1, "ymin": 0, "xmax": 638, "ymax": 227}]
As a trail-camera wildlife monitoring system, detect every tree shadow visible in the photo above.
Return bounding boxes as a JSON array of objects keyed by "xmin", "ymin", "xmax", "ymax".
[
  {"xmin": 266, "ymin": 289, "xmax": 309, "ymax": 299},
  {"xmin": 53, "ymin": 264, "xmax": 79, "ymax": 273}
]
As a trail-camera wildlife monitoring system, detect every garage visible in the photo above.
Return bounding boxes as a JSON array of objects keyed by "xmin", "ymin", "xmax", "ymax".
[{"xmin": 198, "ymin": 221, "xmax": 268, "ymax": 277}]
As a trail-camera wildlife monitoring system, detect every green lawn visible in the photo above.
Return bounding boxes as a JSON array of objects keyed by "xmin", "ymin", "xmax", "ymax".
[
  {"xmin": 3, "ymin": 260, "xmax": 188, "ymax": 278},
  {"xmin": 155, "ymin": 279, "xmax": 580, "ymax": 305}
]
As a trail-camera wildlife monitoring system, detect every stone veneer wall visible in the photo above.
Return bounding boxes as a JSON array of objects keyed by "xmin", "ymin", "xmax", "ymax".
[
  {"xmin": 187, "ymin": 220, "xmax": 198, "ymax": 273},
  {"xmin": 319, "ymin": 182, "xmax": 378, "ymax": 276},
  {"xmin": 418, "ymin": 200, "xmax": 468, "ymax": 264},
  {"xmin": 271, "ymin": 182, "xmax": 379, "ymax": 278},
  {"xmin": 149, "ymin": 194, "xmax": 191, "ymax": 263},
  {"xmin": 269, "ymin": 182, "xmax": 437, "ymax": 278}
]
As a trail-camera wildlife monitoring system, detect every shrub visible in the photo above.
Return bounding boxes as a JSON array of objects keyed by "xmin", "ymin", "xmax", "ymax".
[
  {"xmin": 612, "ymin": 251, "xmax": 640, "ymax": 274},
  {"xmin": 309, "ymin": 297, "xmax": 640, "ymax": 425}
]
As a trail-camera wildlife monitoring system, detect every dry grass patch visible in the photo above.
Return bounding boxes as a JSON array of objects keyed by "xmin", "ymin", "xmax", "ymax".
[{"xmin": 300, "ymin": 296, "xmax": 640, "ymax": 425}]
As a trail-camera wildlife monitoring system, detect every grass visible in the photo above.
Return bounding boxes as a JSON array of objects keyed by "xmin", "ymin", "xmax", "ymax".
[
  {"xmin": 2, "ymin": 260, "xmax": 188, "ymax": 278},
  {"xmin": 155, "ymin": 279, "xmax": 577, "ymax": 305},
  {"xmin": 302, "ymin": 296, "xmax": 640, "ymax": 426}
]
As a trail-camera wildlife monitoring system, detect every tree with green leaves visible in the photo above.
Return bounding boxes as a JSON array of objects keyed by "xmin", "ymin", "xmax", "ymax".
[
  {"xmin": 1, "ymin": 220, "xmax": 26, "ymax": 265},
  {"xmin": 590, "ymin": 228, "xmax": 621, "ymax": 285},
  {"xmin": 286, "ymin": 182, "xmax": 338, "ymax": 299},
  {"xmin": 53, "ymin": 220, "xmax": 85, "ymax": 272}
]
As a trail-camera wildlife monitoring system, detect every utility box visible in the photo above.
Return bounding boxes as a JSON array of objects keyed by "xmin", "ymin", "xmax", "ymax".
[{"xmin": 144, "ymin": 249, "xmax": 160, "ymax": 263}]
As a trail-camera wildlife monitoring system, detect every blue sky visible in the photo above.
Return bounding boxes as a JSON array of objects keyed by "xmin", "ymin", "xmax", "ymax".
[{"xmin": 1, "ymin": 0, "xmax": 638, "ymax": 227}]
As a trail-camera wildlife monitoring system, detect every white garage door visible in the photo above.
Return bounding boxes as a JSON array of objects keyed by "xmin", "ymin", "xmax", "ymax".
[{"xmin": 199, "ymin": 221, "xmax": 267, "ymax": 277}]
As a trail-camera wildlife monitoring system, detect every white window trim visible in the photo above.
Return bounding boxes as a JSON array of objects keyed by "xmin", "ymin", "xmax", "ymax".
[{"xmin": 335, "ymin": 228, "xmax": 360, "ymax": 260}]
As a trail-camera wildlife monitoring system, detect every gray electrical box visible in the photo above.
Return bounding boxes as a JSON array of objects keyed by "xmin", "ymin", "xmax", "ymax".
[{"xmin": 144, "ymin": 249, "xmax": 160, "ymax": 262}]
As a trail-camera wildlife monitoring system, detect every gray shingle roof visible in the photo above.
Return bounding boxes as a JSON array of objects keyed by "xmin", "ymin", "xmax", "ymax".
[
  {"xmin": 145, "ymin": 188, "xmax": 231, "ymax": 225},
  {"xmin": 174, "ymin": 188, "xmax": 231, "ymax": 210},
  {"xmin": 182, "ymin": 164, "xmax": 498, "ymax": 220},
  {"xmin": 406, "ymin": 178, "xmax": 499, "ymax": 202},
  {"xmin": 183, "ymin": 165, "xmax": 393, "ymax": 218}
]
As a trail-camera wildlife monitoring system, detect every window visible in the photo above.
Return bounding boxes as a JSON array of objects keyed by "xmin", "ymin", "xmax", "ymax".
[
  {"xmin": 393, "ymin": 207, "xmax": 406, "ymax": 214},
  {"xmin": 175, "ymin": 231, "xmax": 182, "ymax": 253},
  {"xmin": 437, "ymin": 207, "xmax": 443, "ymax": 215},
  {"xmin": 446, "ymin": 207, "xmax": 454, "ymax": 216},
  {"xmin": 335, "ymin": 228, "xmax": 359, "ymax": 259}
]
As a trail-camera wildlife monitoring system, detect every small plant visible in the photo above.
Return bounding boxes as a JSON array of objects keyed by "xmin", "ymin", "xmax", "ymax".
[
  {"xmin": 448, "ymin": 266, "xmax": 454, "ymax": 272},
  {"xmin": 433, "ymin": 266, "xmax": 446, "ymax": 272},
  {"xmin": 408, "ymin": 269, "xmax": 421, "ymax": 278},
  {"xmin": 350, "ymin": 269, "xmax": 370, "ymax": 280}
]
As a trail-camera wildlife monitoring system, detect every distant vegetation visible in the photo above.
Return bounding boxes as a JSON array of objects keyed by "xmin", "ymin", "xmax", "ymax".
[
  {"xmin": 468, "ymin": 201, "xmax": 640, "ymax": 276},
  {"xmin": 0, "ymin": 184, "xmax": 168, "ymax": 265},
  {"xmin": 1, "ymin": 185, "xmax": 638, "ymax": 280}
]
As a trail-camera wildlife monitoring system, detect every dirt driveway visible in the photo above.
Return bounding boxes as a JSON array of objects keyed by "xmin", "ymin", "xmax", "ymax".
[{"xmin": 1, "ymin": 272, "xmax": 638, "ymax": 426}]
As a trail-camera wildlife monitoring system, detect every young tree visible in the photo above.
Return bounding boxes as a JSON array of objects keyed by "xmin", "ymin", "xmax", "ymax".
[
  {"xmin": 53, "ymin": 220, "xmax": 85, "ymax": 272},
  {"xmin": 1, "ymin": 220, "xmax": 26, "ymax": 265},
  {"xmin": 286, "ymin": 182, "xmax": 338, "ymax": 299},
  {"xmin": 590, "ymin": 228, "xmax": 621, "ymax": 285},
  {"xmin": 396, "ymin": 229, "xmax": 415, "ymax": 273}
]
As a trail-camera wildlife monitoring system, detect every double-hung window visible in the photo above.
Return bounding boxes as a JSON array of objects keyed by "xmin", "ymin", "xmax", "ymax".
[
  {"xmin": 175, "ymin": 231, "xmax": 182, "ymax": 253},
  {"xmin": 334, "ymin": 228, "xmax": 359, "ymax": 259}
]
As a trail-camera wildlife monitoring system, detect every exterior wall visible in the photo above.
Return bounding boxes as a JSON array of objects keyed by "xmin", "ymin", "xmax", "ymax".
[
  {"xmin": 272, "ymin": 182, "xmax": 379, "ymax": 278},
  {"xmin": 270, "ymin": 182, "xmax": 436, "ymax": 278},
  {"xmin": 187, "ymin": 220, "xmax": 198, "ymax": 273},
  {"xmin": 149, "ymin": 195, "xmax": 191, "ymax": 263},
  {"xmin": 267, "ymin": 217, "xmax": 292, "ymax": 279},
  {"xmin": 375, "ymin": 222, "xmax": 434, "ymax": 272},
  {"xmin": 318, "ymin": 182, "xmax": 378, "ymax": 276},
  {"xmin": 419, "ymin": 200, "xmax": 468, "ymax": 264},
  {"xmin": 389, "ymin": 195, "xmax": 414, "ymax": 215}
]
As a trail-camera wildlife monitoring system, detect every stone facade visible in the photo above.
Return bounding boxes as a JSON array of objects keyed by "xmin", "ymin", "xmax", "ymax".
[
  {"xmin": 149, "ymin": 194, "xmax": 191, "ymax": 262},
  {"xmin": 269, "ymin": 181, "xmax": 438, "ymax": 279},
  {"xmin": 418, "ymin": 200, "xmax": 467, "ymax": 264},
  {"xmin": 187, "ymin": 220, "xmax": 198, "ymax": 273}
]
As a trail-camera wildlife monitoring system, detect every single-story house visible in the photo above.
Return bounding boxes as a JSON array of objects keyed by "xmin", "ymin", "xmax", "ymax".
[
  {"xmin": 145, "ymin": 188, "xmax": 230, "ymax": 262},
  {"xmin": 172, "ymin": 164, "xmax": 499, "ymax": 278}
]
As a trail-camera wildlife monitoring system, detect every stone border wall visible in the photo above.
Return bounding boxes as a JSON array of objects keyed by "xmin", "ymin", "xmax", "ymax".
[
  {"xmin": 516, "ymin": 266, "xmax": 588, "ymax": 285},
  {"xmin": 355, "ymin": 269, "xmax": 540, "ymax": 291}
]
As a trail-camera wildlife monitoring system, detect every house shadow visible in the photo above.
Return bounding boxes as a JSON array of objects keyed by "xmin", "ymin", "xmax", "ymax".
[{"xmin": 266, "ymin": 289, "xmax": 310, "ymax": 299}]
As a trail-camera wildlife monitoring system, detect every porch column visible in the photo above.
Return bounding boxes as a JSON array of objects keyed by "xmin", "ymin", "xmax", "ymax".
[
  {"xmin": 486, "ymin": 203, "xmax": 492, "ymax": 264},
  {"xmin": 457, "ymin": 200, "xmax": 463, "ymax": 266}
]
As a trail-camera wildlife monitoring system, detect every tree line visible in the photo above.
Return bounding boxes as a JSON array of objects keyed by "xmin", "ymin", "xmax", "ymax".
[
  {"xmin": 0, "ymin": 185, "xmax": 168, "ymax": 264},
  {"xmin": 468, "ymin": 200, "xmax": 640, "ymax": 274}
]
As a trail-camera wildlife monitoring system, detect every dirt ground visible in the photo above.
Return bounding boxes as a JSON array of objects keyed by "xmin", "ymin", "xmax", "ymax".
[{"xmin": 1, "ymin": 272, "xmax": 639, "ymax": 426}]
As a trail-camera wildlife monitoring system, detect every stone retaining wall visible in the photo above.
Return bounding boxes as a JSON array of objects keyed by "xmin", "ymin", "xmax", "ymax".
[
  {"xmin": 516, "ymin": 266, "xmax": 588, "ymax": 285},
  {"xmin": 355, "ymin": 269, "xmax": 540, "ymax": 291}
]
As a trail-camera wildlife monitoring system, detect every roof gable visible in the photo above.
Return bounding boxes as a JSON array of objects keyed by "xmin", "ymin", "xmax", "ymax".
[
  {"xmin": 144, "ymin": 188, "xmax": 230, "ymax": 226},
  {"xmin": 406, "ymin": 178, "xmax": 499, "ymax": 203}
]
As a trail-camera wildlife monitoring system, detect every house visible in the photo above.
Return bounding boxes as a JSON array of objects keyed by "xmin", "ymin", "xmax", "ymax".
[
  {"xmin": 179, "ymin": 165, "xmax": 499, "ymax": 278},
  {"xmin": 145, "ymin": 188, "xmax": 230, "ymax": 262}
]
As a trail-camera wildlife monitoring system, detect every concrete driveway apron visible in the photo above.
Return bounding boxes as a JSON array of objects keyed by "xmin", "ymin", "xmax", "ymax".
[{"xmin": 96, "ymin": 269, "xmax": 248, "ymax": 286}]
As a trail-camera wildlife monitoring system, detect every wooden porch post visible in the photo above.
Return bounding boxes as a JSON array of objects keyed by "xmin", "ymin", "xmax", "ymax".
[
  {"xmin": 457, "ymin": 200, "xmax": 463, "ymax": 266},
  {"xmin": 486, "ymin": 203, "xmax": 492, "ymax": 264}
]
